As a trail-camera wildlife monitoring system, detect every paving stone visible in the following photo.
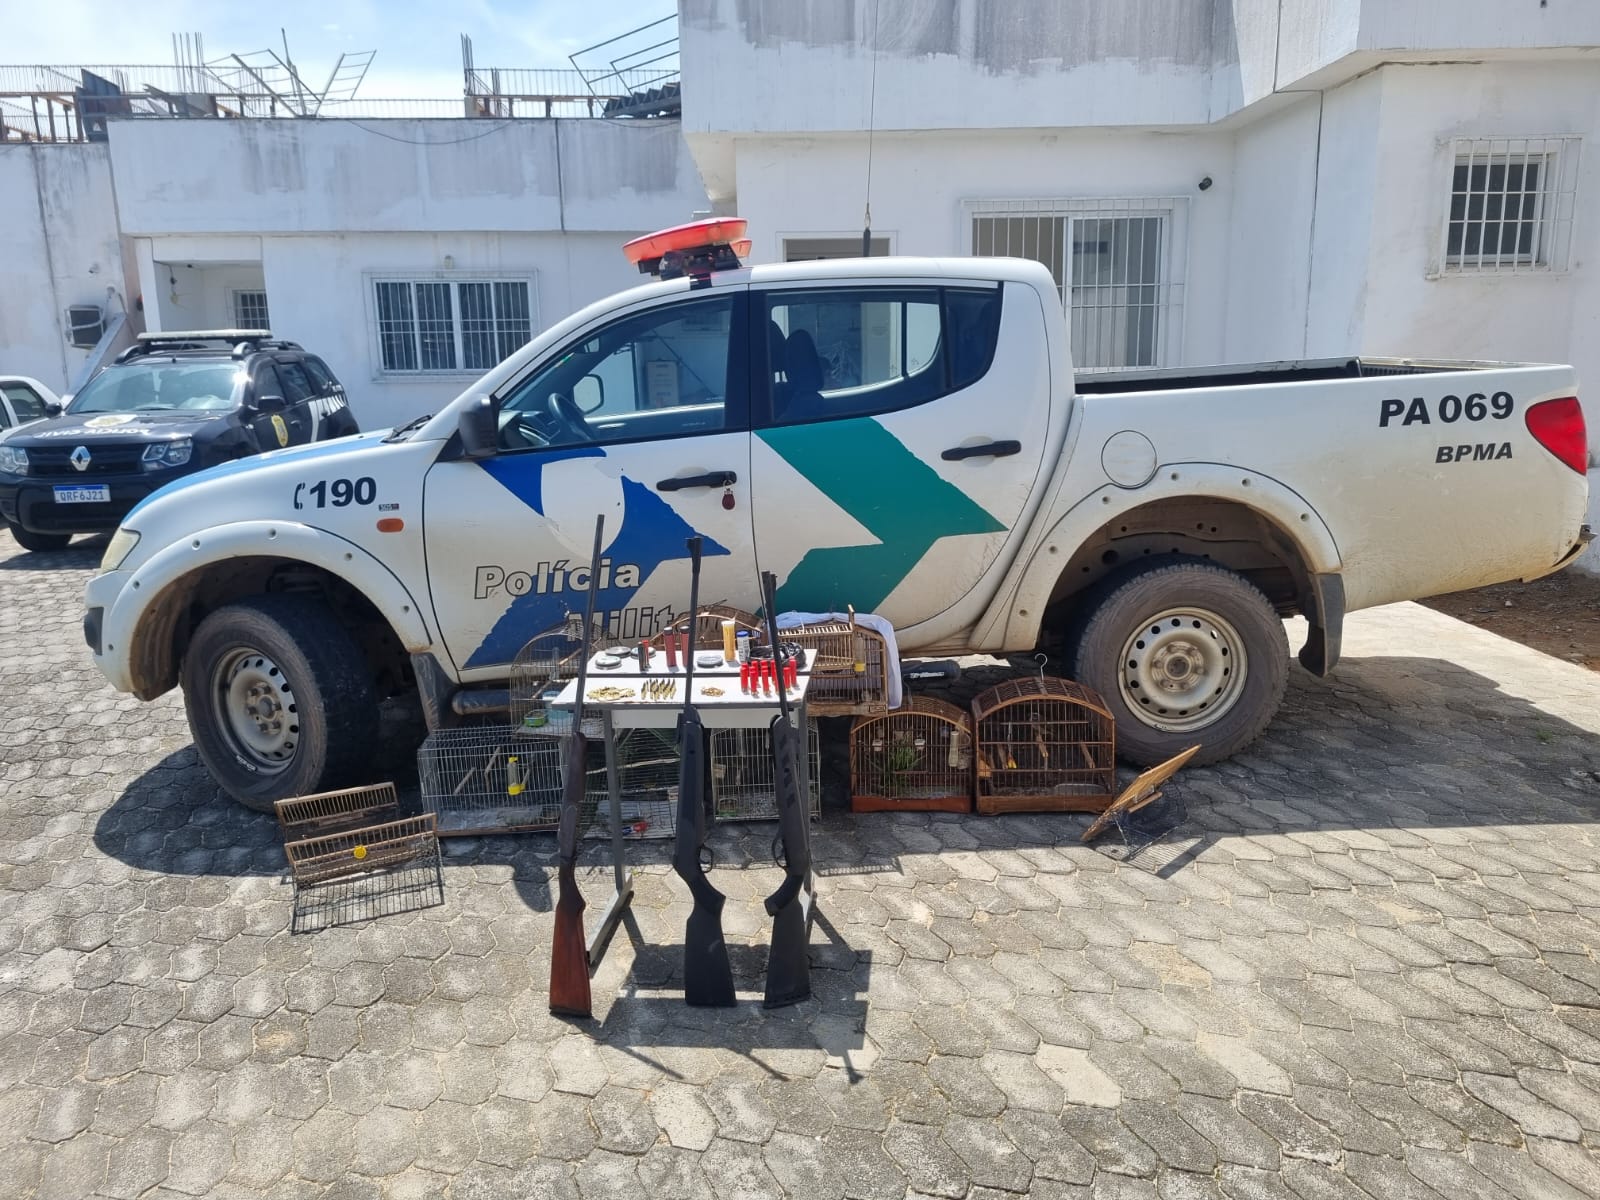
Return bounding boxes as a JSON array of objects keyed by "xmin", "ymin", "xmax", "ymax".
[
  {"xmin": 762, "ymin": 1130, "xmax": 846, "ymax": 1200},
  {"xmin": 941, "ymin": 1113, "xmax": 1033, "ymax": 1192},
  {"xmin": 1175, "ymin": 1094, "xmax": 1280, "ymax": 1170},
  {"xmin": 349, "ymin": 1105, "xmax": 418, "ymax": 1177},
  {"xmin": 165, "ymin": 1120, "xmax": 233, "ymax": 1196},
  {"xmin": 226, "ymin": 1114, "xmax": 296, "ymax": 1189},
  {"xmin": 884, "ymin": 1119, "xmax": 971, "ymax": 1198},
  {"xmin": 1461, "ymin": 1071, "xmax": 1584, "ymax": 1141},
  {"xmin": 999, "ymin": 1107, "xmax": 1096, "ymax": 1184},
  {"xmin": 1340, "ymin": 1152, "xmax": 1451, "ymax": 1200},
  {"xmin": 588, "ymin": 1084, "xmax": 659, "ymax": 1153},
  {"xmin": 472, "ymin": 1094, "xmax": 541, "ymax": 1166},
  {"xmin": 1120, "ymin": 1099, "xmax": 1219, "ymax": 1175},
  {"xmin": 702, "ymin": 1136, "xmax": 784, "ymax": 1200},
  {"xmin": 1403, "ymin": 1148, "xmax": 1520, "ymax": 1200},
  {"xmin": 1235, "ymin": 1093, "xmax": 1339, "ymax": 1166},
  {"xmin": 1058, "ymin": 1106, "xmax": 1158, "ymax": 1178},
  {"xmin": 34, "ymin": 1130, "xmax": 112, "ymax": 1200},
  {"xmin": 651, "ymin": 1079, "xmax": 718, "ymax": 1151},
  {"xmin": 100, "ymin": 1127, "xmax": 173, "ymax": 1199},
  {"xmin": 1466, "ymin": 1141, "xmax": 1592, "ymax": 1200}
]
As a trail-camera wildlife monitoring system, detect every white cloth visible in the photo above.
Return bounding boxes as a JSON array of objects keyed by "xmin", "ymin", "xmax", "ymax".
[{"xmin": 775, "ymin": 610, "xmax": 903, "ymax": 709}]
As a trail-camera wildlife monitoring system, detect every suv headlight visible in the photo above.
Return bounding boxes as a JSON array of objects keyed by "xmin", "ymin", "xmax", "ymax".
[
  {"xmin": 0, "ymin": 445, "xmax": 28, "ymax": 475},
  {"xmin": 100, "ymin": 527, "xmax": 141, "ymax": 573},
  {"xmin": 141, "ymin": 438, "xmax": 193, "ymax": 470}
]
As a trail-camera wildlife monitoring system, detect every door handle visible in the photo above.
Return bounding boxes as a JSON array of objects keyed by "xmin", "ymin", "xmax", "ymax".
[
  {"xmin": 656, "ymin": 470, "xmax": 737, "ymax": 491},
  {"xmin": 941, "ymin": 439, "xmax": 1022, "ymax": 462}
]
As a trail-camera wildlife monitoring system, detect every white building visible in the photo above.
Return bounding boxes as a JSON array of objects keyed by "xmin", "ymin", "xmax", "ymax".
[{"xmin": 5, "ymin": 1, "xmax": 1600, "ymax": 540}]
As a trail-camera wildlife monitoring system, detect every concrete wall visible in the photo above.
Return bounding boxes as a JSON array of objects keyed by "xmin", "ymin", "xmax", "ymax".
[
  {"xmin": 105, "ymin": 118, "xmax": 711, "ymax": 430},
  {"xmin": 108, "ymin": 118, "xmax": 705, "ymax": 236},
  {"xmin": 0, "ymin": 145, "xmax": 129, "ymax": 393}
]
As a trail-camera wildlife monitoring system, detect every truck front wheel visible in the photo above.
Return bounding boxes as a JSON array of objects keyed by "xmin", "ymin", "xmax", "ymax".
[
  {"xmin": 181, "ymin": 595, "xmax": 379, "ymax": 812},
  {"xmin": 1068, "ymin": 561, "xmax": 1287, "ymax": 766}
]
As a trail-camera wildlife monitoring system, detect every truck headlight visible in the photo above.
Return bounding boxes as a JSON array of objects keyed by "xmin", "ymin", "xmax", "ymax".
[
  {"xmin": 141, "ymin": 438, "xmax": 193, "ymax": 470},
  {"xmin": 100, "ymin": 527, "xmax": 140, "ymax": 573},
  {"xmin": 0, "ymin": 445, "xmax": 29, "ymax": 475}
]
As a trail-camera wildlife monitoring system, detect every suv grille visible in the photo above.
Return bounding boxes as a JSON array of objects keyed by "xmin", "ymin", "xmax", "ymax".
[{"xmin": 28, "ymin": 444, "xmax": 147, "ymax": 477}]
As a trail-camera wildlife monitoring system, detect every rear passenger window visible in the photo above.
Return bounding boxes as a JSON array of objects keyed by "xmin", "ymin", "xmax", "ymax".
[
  {"xmin": 303, "ymin": 358, "xmax": 337, "ymax": 394},
  {"xmin": 762, "ymin": 285, "xmax": 1002, "ymax": 426},
  {"xmin": 276, "ymin": 362, "xmax": 316, "ymax": 404}
]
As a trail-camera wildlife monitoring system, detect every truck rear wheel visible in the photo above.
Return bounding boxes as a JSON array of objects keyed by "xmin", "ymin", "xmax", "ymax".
[
  {"xmin": 1068, "ymin": 561, "xmax": 1287, "ymax": 766},
  {"xmin": 181, "ymin": 595, "xmax": 378, "ymax": 812}
]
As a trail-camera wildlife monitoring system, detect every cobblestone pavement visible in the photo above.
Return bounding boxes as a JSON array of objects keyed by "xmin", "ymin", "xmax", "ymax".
[{"xmin": 5, "ymin": 534, "xmax": 1600, "ymax": 1200}]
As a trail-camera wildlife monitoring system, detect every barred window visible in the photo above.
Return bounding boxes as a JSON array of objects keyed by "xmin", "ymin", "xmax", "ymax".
[
  {"xmin": 966, "ymin": 198, "xmax": 1187, "ymax": 372},
  {"xmin": 372, "ymin": 278, "xmax": 535, "ymax": 373},
  {"xmin": 1442, "ymin": 137, "xmax": 1581, "ymax": 274},
  {"xmin": 231, "ymin": 290, "xmax": 271, "ymax": 329}
]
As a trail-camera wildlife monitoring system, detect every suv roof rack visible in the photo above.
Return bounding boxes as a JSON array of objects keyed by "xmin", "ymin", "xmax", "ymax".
[{"xmin": 118, "ymin": 330, "xmax": 304, "ymax": 364}]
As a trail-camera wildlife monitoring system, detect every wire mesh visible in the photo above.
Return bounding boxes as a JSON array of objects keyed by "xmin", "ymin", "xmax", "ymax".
[
  {"xmin": 281, "ymin": 814, "xmax": 444, "ymax": 933},
  {"xmin": 416, "ymin": 722, "xmax": 678, "ymax": 839},
  {"xmin": 783, "ymin": 618, "xmax": 890, "ymax": 716},
  {"xmin": 850, "ymin": 697, "xmax": 974, "ymax": 813},
  {"xmin": 971, "ymin": 678, "xmax": 1117, "ymax": 813},
  {"xmin": 709, "ymin": 719, "xmax": 822, "ymax": 822},
  {"xmin": 508, "ymin": 615, "xmax": 607, "ymax": 732}
]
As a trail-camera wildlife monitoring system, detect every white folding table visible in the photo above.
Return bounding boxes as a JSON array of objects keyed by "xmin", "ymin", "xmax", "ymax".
[{"xmin": 551, "ymin": 647, "xmax": 816, "ymax": 968}]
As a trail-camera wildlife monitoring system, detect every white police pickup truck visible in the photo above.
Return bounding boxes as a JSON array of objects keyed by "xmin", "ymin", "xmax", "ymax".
[{"xmin": 84, "ymin": 220, "xmax": 1591, "ymax": 809}]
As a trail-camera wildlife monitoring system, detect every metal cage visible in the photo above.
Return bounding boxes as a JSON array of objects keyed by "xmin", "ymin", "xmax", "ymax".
[
  {"xmin": 782, "ymin": 616, "xmax": 890, "ymax": 716},
  {"xmin": 415, "ymin": 722, "xmax": 678, "ymax": 839},
  {"xmin": 850, "ymin": 697, "xmax": 975, "ymax": 813},
  {"xmin": 970, "ymin": 678, "xmax": 1117, "ymax": 813},
  {"xmin": 508, "ymin": 614, "xmax": 607, "ymax": 732},
  {"xmin": 709, "ymin": 719, "xmax": 822, "ymax": 822}
]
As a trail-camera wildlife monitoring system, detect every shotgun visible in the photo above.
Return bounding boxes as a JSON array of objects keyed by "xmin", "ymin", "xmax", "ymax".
[
  {"xmin": 759, "ymin": 570, "xmax": 812, "ymax": 1008},
  {"xmin": 548, "ymin": 514, "xmax": 605, "ymax": 1018},
  {"xmin": 672, "ymin": 537, "xmax": 736, "ymax": 1006}
]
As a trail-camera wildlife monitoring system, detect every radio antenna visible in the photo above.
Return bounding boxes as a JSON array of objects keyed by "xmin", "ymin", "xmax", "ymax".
[{"xmin": 862, "ymin": 0, "xmax": 881, "ymax": 257}]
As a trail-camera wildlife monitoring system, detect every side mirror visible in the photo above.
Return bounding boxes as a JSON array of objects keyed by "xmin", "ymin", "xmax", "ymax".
[
  {"xmin": 573, "ymin": 374, "xmax": 605, "ymax": 414},
  {"xmin": 458, "ymin": 394, "xmax": 500, "ymax": 460},
  {"xmin": 255, "ymin": 393, "xmax": 287, "ymax": 415},
  {"xmin": 44, "ymin": 401, "xmax": 63, "ymax": 417}
]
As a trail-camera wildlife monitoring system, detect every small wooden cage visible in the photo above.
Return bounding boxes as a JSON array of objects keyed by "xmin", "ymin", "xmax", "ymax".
[
  {"xmin": 782, "ymin": 615, "xmax": 890, "ymax": 716},
  {"xmin": 652, "ymin": 603, "xmax": 765, "ymax": 656},
  {"xmin": 508, "ymin": 615, "xmax": 606, "ymax": 732},
  {"xmin": 971, "ymin": 678, "xmax": 1117, "ymax": 813},
  {"xmin": 849, "ymin": 698, "xmax": 974, "ymax": 813}
]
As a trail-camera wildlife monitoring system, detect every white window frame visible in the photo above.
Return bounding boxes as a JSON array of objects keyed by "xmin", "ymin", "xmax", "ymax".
[
  {"xmin": 963, "ymin": 197, "xmax": 1189, "ymax": 372},
  {"xmin": 1432, "ymin": 136, "xmax": 1582, "ymax": 278},
  {"xmin": 364, "ymin": 272, "xmax": 538, "ymax": 378},
  {"xmin": 230, "ymin": 289, "xmax": 271, "ymax": 330}
]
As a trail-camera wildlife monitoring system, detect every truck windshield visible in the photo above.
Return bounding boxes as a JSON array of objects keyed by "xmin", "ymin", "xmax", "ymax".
[{"xmin": 69, "ymin": 363, "xmax": 242, "ymax": 414}]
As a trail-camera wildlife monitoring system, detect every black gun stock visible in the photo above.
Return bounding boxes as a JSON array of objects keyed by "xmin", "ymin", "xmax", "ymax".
[
  {"xmin": 549, "ymin": 515, "xmax": 605, "ymax": 1018},
  {"xmin": 759, "ymin": 570, "xmax": 812, "ymax": 1008},
  {"xmin": 672, "ymin": 538, "xmax": 736, "ymax": 1006}
]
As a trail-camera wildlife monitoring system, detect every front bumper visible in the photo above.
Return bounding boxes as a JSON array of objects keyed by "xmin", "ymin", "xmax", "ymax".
[
  {"xmin": 3, "ymin": 479, "xmax": 156, "ymax": 535},
  {"xmin": 84, "ymin": 569, "xmax": 135, "ymax": 692}
]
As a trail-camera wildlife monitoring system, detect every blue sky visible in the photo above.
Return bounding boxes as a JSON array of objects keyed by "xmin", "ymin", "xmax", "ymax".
[{"xmin": 13, "ymin": 0, "xmax": 672, "ymax": 98}]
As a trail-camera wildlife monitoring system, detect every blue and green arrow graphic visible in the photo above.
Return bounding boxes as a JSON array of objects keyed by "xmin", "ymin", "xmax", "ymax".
[{"xmin": 758, "ymin": 417, "xmax": 1005, "ymax": 612}]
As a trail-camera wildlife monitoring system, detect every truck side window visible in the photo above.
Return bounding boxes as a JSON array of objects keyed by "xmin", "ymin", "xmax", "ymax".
[
  {"xmin": 760, "ymin": 285, "xmax": 1001, "ymax": 427},
  {"xmin": 303, "ymin": 358, "xmax": 338, "ymax": 394},
  {"xmin": 498, "ymin": 295, "xmax": 741, "ymax": 451}
]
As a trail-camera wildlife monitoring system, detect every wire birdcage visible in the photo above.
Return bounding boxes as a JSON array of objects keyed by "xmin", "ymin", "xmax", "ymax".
[
  {"xmin": 709, "ymin": 719, "xmax": 822, "ymax": 822},
  {"xmin": 652, "ymin": 603, "xmax": 765, "ymax": 657},
  {"xmin": 971, "ymin": 678, "xmax": 1117, "ymax": 813},
  {"xmin": 782, "ymin": 615, "xmax": 890, "ymax": 716},
  {"xmin": 416, "ymin": 722, "xmax": 678, "ymax": 839},
  {"xmin": 850, "ymin": 697, "xmax": 975, "ymax": 812},
  {"xmin": 508, "ymin": 614, "xmax": 607, "ymax": 731}
]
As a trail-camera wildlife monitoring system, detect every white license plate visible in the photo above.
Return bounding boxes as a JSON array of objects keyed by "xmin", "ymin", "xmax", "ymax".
[{"xmin": 53, "ymin": 485, "xmax": 111, "ymax": 504}]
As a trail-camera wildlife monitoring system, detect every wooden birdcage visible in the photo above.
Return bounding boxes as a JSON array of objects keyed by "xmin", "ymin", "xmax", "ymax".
[
  {"xmin": 782, "ymin": 614, "xmax": 890, "ymax": 716},
  {"xmin": 971, "ymin": 678, "xmax": 1118, "ymax": 813},
  {"xmin": 652, "ymin": 603, "xmax": 765, "ymax": 656},
  {"xmin": 849, "ymin": 697, "xmax": 974, "ymax": 813},
  {"xmin": 508, "ymin": 614, "xmax": 606, "ymax": 732}
]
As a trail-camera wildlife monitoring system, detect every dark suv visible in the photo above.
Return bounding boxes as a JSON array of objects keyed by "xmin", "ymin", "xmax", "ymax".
[{"xmin": 0, "ymin": 331, "xmax": 359, "ymax": 552}]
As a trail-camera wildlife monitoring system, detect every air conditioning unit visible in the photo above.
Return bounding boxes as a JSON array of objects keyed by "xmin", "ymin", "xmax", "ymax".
[{"xmin": 66, "ymin": 305, "xmax": 105, "ymax": 349}]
